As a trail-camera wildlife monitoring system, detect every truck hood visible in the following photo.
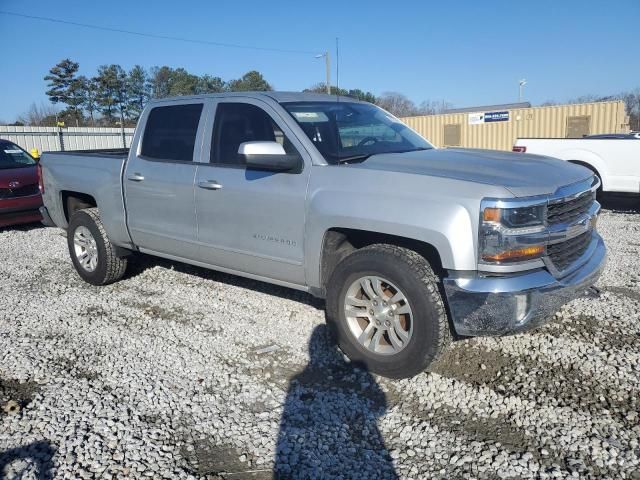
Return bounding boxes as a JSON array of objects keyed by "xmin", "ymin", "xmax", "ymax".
[
  {"xmin": 0, "ymin": 165, "xmax": 38, "ymax": 188},
  {"xmin": 350, "ymin": 148, "xmax": 592, "ymax": 197}
]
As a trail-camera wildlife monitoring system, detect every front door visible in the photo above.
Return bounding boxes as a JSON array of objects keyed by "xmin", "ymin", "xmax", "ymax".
[
  {"xmin": 124, "ymin": 100, "xmax": 206, "ymax": 259},
  {"xmin": 194, "ymin": 99, "xmax": 310, "ymax": 286}
]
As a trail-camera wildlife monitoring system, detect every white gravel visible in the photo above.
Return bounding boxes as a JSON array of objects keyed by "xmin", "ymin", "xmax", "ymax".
[{"xmin": 1, "ymin": 197, "xmax": 639, "ymax": 479}]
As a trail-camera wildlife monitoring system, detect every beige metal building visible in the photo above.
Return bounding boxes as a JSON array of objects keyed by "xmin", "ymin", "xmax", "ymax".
[{"xmin": 400, "ymin": 100, "xmax": 629, "ymax": 151}]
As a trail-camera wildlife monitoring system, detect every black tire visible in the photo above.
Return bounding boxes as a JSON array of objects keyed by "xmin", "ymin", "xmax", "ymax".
[
  {"xmin": 67, "ymin": 208, "xmax": 127, "ymax": 286},
  {"xmin": 326, "ymin": 244, "xmax": 451, "ymax": 379}
]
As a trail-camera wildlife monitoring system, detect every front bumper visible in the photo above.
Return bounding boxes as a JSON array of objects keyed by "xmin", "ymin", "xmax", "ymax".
[
  {"xmin": 443, "ymin": 234, "xmax": 606, "ymax": 336},
  {"xmin": 0, "ymin": 194, "xmax": 43, "ymax": 228}
]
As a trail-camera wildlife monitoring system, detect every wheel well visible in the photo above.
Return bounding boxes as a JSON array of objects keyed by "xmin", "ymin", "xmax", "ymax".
[
  {"xmin": 319, "ymin": 228, "xmax": 443, "ymax": 293},
  {"xmin": 62, "ymin": 191, "xmax": 97, "ymax": 222}
]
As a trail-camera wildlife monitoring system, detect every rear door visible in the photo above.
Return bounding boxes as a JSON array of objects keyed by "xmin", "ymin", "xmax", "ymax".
[
  {"xmin": 194, "ymin": 98, "xmax": 311, "ymax": 286},
  {"xmin": 124, "ymin": 100, "xmax": 206, "ymax": 259}
]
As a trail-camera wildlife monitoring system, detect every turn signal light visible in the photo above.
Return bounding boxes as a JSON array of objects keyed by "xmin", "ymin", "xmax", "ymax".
[
  {"xmin": 482, "ymin": 245, "xmax": 545, "ymax": 262},
  {"xmin": 483, "ymin": 207, "xmax": 502, "ymax": 223}
]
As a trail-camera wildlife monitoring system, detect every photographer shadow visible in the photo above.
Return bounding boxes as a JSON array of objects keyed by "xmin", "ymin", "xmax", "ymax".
[
  {"xmin": 274, "ymin": 325, "xmax": 398, "ymax": 479},
  {"xmin": 0, "ymin": 441, "xmax": 55, "ymax": 480}
]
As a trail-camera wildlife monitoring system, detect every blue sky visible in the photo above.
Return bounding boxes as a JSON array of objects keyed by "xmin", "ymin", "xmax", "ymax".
[{"xmin": 1, "ymin": 0, "xmax": 638, "ymax": 122}]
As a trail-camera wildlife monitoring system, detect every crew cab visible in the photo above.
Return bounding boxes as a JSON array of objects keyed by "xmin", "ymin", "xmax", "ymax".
[
  {"xmin": 39, "ymin": 92, "xmax": 606, "ymax": 378},
  {"xmin": 513, "ymin": 136, "xmax": 640, "ymax": 195}
]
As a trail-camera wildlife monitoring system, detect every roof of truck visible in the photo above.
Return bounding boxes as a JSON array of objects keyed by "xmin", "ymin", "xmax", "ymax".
[{"xmin": 147, "ymin": 91, "xmax": 366, "ymax": 104}]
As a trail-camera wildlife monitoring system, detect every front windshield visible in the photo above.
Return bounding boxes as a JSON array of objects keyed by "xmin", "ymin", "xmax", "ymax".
[
  {"xmin": 0, "ymin": 141, "xmax": 36, "ymax": 169},
  {"xmin": 283, "ymin": 102, "xmax": 433, "ymax": 164}
]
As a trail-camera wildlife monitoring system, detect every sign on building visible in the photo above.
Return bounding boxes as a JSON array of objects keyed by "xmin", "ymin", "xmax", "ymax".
[
  {"xmin": 484, "ymin": 111, "xmax": 509, "ymax": 122},
  {"xmin": 468, "ymin": 111, "xmax": 510, "ymax": 125},
  {"xmin": 468, "ymin": 113, "xmax": 484, "ymax": 125}
]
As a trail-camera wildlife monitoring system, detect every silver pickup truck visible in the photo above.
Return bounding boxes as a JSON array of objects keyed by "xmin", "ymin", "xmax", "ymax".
[{"xmin": 39, "ymin": 92, "xmax": 606, "ymax": 378}]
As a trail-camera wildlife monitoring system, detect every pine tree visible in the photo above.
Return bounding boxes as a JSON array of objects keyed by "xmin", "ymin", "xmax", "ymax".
[
  {"xmin": 95, "ymin": 64, "xmax": 127, "ymax": 124},
  {"xmin": 44, "ymin": 58, "xmax": 82, "ymax": 122},
  {"xmin": 227, "ymin": 70, "xmax": 272, "ymax": 92}
]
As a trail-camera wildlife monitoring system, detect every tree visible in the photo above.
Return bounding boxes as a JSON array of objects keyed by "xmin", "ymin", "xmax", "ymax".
[
  {"xmin": 44, "ymin": 59, "xmax": 79, "ymax": 106},
  {"xmin": 416, "ymin": 100, "xmax": 453, "ymax": 115},
  {"xmin": 80, "ymin": 76, "xmax": 100, "ymax": 126},
  {"xmin": 304, "ymin": 83, "xmax": 377, "ymax": 103},
  {"xmin": 345, "ymin": 88, "xmax": 377, "ymax": 104},
  {"xmin": 44, "ymin": 58, "xmax": 85, "ymax": 123},
  {"xmin": 148, "ymin": 66, "xmax": 173, "ymax": 99},
  {"xmin": 66, "ymin": 76, "xmax": 88, "ymax": 125},
  {"xmin": 227, "ymin": 70, "xmax": 272, "ymax": 92},
  {"xmin": 16, "ymin": 102, "xmax": 60, "ymax": 126},
  {"xmin": 167, "ymin": 68, "xmax": 200, "ymax": 96},
  {"xmin": 126, "ymin": 65, "xmax": 150, "ymax": 120},
  {"xmin": 95, "ymin": 64, "xmax": 127, "ymax": 124},
  {"xmin": 375, "ymin": 92, "xmax": 419, "ymax": 117},
  {"xmin": 621, "ymin": 89, "xmax": 640, "ymax": 131},
  {"xmin": 197, "ymin": 74, "xmax": 225, "ymax": 94}
]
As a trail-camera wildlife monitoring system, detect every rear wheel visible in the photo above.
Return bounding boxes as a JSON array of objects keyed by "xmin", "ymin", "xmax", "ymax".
[
  {"xmin": 67, "ymin": 208, "xmax": 127, "ymax": 285},
  {"xmin": 326, "ymin": 244, "xmax": 451, "ymax": 379}
]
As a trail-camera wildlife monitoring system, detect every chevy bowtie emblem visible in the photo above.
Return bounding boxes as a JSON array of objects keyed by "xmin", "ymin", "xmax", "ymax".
[{"xmin": 8, "ymin": 181, "xmax": 20, "ymax": 188}]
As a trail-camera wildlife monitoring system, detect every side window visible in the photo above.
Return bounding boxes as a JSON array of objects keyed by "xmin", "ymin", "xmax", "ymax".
[
  {"xmin": 211, "ymin": 103, "xmax": 297, "ymax": 166},
  {"xmin": 141, "ymin": 103, "xmax": 203, "ymax": 162}
]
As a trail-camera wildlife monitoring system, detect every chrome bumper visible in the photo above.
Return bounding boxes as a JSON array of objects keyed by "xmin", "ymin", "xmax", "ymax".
[{"xmin": 443, "ymin": 234, "xmax": 606, "ymax": 336}]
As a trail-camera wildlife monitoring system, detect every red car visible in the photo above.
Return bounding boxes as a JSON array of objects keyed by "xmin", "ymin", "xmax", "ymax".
[{"xmin": 0, "ymin": 140, "xmax": 42, "ymax": 228}]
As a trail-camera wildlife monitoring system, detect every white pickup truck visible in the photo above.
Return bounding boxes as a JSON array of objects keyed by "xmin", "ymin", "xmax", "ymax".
[{"xmin": 513, "ymin": 137, "xmax": 640, "ymax": 195}]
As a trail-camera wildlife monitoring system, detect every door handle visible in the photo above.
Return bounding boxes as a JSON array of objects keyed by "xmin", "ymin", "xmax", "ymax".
[
  {"xmin": 127, "ymin": 173, "xmax": 145, "ymax": 182},
  {"xmin": 198, "ymin": 180, "xmax": 223, "ymax": 190}
]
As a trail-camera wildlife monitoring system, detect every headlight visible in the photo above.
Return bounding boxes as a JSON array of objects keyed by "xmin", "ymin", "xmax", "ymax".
[
  {"xmin": 480, "ymin": 203, "xmax": 546, "ymax": 264},
  {"xmin": 483, "ymin": 205, "xmax": 545, "ymax": 229}
]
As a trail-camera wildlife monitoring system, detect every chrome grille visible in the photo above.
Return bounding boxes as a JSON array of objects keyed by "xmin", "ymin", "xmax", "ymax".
[
  {"xmin": 0, "ymin": 184, "xmax": 39, "ymax": 199},
  {"xmin": 547, "ymin": 231, "xmax": 592, "ymax": 272},
  {"xmin": 547, "ymin": 191, "xmax": 595, "ymax": 225}
]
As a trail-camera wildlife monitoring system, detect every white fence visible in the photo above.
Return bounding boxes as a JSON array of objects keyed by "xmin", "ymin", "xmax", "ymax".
[{"xmin": 0, "ymin": 126, "xmax": 136, "ymax": 153}]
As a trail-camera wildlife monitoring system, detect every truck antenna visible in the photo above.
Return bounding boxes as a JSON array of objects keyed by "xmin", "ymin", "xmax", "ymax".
[{"xmin": 335, "ymin": 37, "xmax": 340, "ymax": 102}]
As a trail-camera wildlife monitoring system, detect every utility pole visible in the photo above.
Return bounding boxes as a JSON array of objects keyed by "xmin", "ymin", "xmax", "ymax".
[
  {"xmin": 315, "ymin": 52, "xmax": 331, "ymax": 94},
  {"xmin": 519, "ymin": 79, "xmax": 527, "ymax": 102},
  {"xmin": 119, "ymin": 105, "xmax": 126, "ymax": 148}
]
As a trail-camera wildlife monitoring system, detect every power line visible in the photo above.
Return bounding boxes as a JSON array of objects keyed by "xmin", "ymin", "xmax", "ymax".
[{"xmin": 0, "ymin": 10, "xmax": 320, "ymax": 55}]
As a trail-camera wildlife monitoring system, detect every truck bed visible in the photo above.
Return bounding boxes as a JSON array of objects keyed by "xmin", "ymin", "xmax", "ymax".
[
  {"xmin": 43, "ymin": 148, "xmax": 130, "ymax": 158},
  {"xmin": 513, "ymin": 137, "xmax": 640, "ymax": 194},
  {"xmin": 40, "ymin": 149, "xmax": 132, "ymax": 247}
]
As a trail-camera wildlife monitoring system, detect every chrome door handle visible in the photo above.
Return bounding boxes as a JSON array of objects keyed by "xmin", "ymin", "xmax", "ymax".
[
  {"xmin": 198, "ymin": 180, "xmax": 223, "ymax": 190},
  {"xmin": 127, "ymin": 173, "xmax": 145, "ymax": 182}
]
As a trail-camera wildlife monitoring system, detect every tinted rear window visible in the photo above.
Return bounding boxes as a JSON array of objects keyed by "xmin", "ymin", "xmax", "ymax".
[{"xmin": 141, "ymin": 104, "xmax": 203, "ymax": 161}]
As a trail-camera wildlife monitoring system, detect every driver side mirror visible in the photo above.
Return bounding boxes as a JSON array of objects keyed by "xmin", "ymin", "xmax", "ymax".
[{"xmin": 238, "ymin": 141, "xmax": 301, "ymax": 173}]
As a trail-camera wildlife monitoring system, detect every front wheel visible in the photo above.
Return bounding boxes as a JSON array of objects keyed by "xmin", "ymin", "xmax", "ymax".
[
  {"xmin": 67, "ymin": 208, "xmax": 127, "ymax": 286},
  {"xmin": 326, "ymin": 244, "xmax": 451, "ymax": 379}
]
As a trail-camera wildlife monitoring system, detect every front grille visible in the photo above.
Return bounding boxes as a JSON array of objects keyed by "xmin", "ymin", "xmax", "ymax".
[
  {"xmin": 547, "ymin": 231, "xmax": 592, "ymax": 272},
  {"xmin": 547, "ymin": 190, "xmax": 594, "ymax": 225},
  {"xmin": 0, "ymin": 184, "xmax": 39, "ymax": 199}
]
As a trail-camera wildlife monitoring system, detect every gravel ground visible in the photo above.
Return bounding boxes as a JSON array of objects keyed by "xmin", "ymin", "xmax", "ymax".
[{"xmin": 1, "ymin": 197, "xmax": 639, "ymax": 480}]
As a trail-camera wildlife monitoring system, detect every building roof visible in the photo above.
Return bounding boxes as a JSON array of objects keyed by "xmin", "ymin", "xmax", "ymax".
[{"xmin": 443, "ymin": 102, "xmax": 532, "ymax": 114}]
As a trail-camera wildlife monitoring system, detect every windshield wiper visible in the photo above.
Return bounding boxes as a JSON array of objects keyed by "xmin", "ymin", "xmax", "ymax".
[
  {"xmin": 336, "ymin": 147, "xmax": 431, "ymax": 164},
  {"xmin": 388, "ymin": 147, "xmax": 431, "ymax": 154},
  {"xmin": 336, "ymin": 154, "xmax": 375, "ymax": 164}
]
